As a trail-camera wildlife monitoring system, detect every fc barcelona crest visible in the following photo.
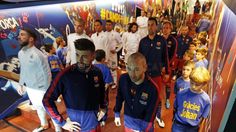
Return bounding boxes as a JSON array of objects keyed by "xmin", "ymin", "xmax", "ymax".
[
  {"xmin": 94, "ymin": 76, "xmax": 99, "ymax": 83},
  {"xmin": 141, "ymin": 92, "xmax": 148, "ymax": 100},
  {"xmin": 156, "ymin": 42, "xmax": 161, "ymax": 46}
]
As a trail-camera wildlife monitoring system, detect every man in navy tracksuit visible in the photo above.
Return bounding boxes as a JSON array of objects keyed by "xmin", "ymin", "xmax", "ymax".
[
  {"xmin": 162, "ymin": 21, "xmax": 178, "ymax": 109},
  {"xmin": 176, "ymin": 26, "xmax": 193, "ymax": 59},
  {"xmin": 138, "ymin": 17, "xmax": 169, "ymax": 128},
  {"xmin": 114, "ymin": 53, "xmax": 159, "ymax": 131},
  {"xmin": 43, "ymin": 39, "xmax": 106, "ymax": 132}
]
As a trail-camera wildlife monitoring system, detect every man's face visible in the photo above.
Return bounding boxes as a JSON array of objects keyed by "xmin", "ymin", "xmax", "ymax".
[
  {"xmin": 94, "ymin": 22, "xmax": 102, "ymax": 32},
  {"xmin": 181, "ymin": 27, "xmax": 189, "ymax": 36},
  {"xmin": 148, "ymin": 20, "xmax": 157, "ymax": 35},
  {"xmin": 18, "ymin": 30, "xmax": 30, "ymax": 47},
  {"xmin": 182, "ymin": 66, "xmax": 192, "ymax": 78},
  {"xmin": 76, "ymin": 49, "xmax": 94, "ymax": 71},
  {"xmin": 105, "ymin": 22, "xmax": 113, "ymax": 32},
  {"xmin": 141, "ymin": 11, "xmax": 145, "ymax": 17},
  {"xmin": 126, "ymin": 59, "xmax": 146, "ymax": 84},
  {"xmin": 162, "ymin": 23, "xmax": 172, "ymax": 36},
  {"xmin": 131, "ymin": 25, "xmax": 138, "ymax": 33},
  {"xmin": 74, "ymin": 21, "xmax": 84, "ymax": 34}
]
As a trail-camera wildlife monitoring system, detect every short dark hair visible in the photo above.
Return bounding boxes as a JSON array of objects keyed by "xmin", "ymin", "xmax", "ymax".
[
  {"xmin": 44, "ymin": 44, "xmax": 53, "ymax": 53},
  {"xmin": 148, "ymin": 17, "xmax": 157, "ymax": 25},
  {"xmin": 95, "ymin": 19, "xmax": 103, "ymax": 25},
  {"xmin": 128, "ymin": 22, "xmax": 138, "ymax": 32},
  {"xmin": 106, "ymin": 20, "xmax": 113, "ymax": 24},
  {"xmin": 95, "ymin": 49, "xmax": 106, "ymax": 61},
  {"xmin": 22, "ymin": 28, "xmax": 37, "ymax": 41},
  {"xmin": 74, "ymin": 38, "xmax": 95, "ymax": 52}
]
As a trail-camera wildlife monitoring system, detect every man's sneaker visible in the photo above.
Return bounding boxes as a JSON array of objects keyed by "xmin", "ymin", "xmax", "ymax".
[
  {"xmin": 111, "ymin": 84, "xmax": 117, "ymax": 89},
  {"xmin": 166, "ymin": 99, "xmax": 170, "ymax": 109},
  {"xmin": 156, "ymin": 117, "xmax": 165, "ymax": 128},
  {"xmin": 56, "ymin": 97, "xmax": 62, "ymax": 103},
  {"xmin": 100, "ymin": 121, "xmax": 106, "ymax": 127},
  {"xmin": 32, "ymin": 125, "xmax": 49, "ymax": 132}
]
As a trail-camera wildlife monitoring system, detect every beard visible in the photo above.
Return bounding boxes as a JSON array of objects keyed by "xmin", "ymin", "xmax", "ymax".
[
  {"xmin": 19, "ymin": 41, "xmax": 29, "ymax": 49},
  {"xmin": 77, "ymin": 63, "xmax": 91, "ymax": 73}
]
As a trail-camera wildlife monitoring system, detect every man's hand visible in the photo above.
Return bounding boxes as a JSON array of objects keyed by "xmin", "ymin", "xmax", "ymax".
[
  {"xmin": 114, "ymin": 117, "xmax": 121, "ymax": 126},
  {"xmin": 97, "ymin": 109, "xmax": 106, "ymax": 121},
  {"xmin": 17, "ymin": 85, "xmax": 25, "ymax": 95},
  {"xmin": 62, "ymin": 118, "xmax": 81, "ymax": 132}
]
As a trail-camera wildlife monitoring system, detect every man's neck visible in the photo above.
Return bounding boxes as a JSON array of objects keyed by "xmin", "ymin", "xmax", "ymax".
[
  {"xmin": 134, "ymin": 75, "xmax": 145, "ymax": 85},
  {"xmin": 163, "ymin": 34, "xmax": 170, "ymax": 39},
  {"xmin": 148, "ymin": 34, "xmax": 155, "ymax": 40},
  {"xmin": 77, "ymin": 32, "xmax": 84, "ymax": 35}
]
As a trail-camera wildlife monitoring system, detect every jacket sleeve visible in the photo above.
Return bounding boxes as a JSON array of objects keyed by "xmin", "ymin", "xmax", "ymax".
[
  {"xmin": 18, "ymin": 51, "xmax": 25, "ymax": 86},
  {"xmin": 113, "ymin": 75, "xmax": 124, "ymax": 117},
  {"xmin": 43, "ymin": 70, "xmax": 66, "ymax": 127},
  {"xmin": 162, "ymin": 39, "xmax": 169, "ymax": 74},
  {"xmin": 98, "ymin": 70, "xmax": 106, "ymax": 109},
  {"xmin": 145, "ymin": 85, "xmax": 159, "ymax": 122},
  {"xmin": 37, "ymin": 52, "xmax": 52, "ymax": 89}
]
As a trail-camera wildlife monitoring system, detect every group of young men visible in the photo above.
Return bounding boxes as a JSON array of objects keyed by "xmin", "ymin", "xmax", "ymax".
[{"xmin": 16, "ymin": 10, "xmax": 211, "ymax": 132}]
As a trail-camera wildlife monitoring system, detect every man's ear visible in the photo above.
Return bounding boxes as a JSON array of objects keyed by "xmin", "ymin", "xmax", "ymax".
[
  {"xmin": 144, "ymin": 63, "xmax": 148, "ymax": 72},
  {"xmin": 29, "ymin": 37, "xmax": 34, "ymax": 43},
  {"xmin": 91, "ymin": 52, "xmax": 95, "ymax": 60}
]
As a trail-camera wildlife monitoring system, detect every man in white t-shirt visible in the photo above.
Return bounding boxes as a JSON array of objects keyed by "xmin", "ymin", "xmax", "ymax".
[
  {"xmin": 91, "ymin": 19, "xmax": 108, "ymax": 51},
  {"xmin": 66, "ymin": 18, "xmax": 90, "ymax": 66},
  {"xmin": 105, "ymin": 20, "xmax": 122, "ymax": 87},
  {"xmin": 136, "ymin": 10, "xmax": 148, "ymax": 39},
  {"xmin": 123, "ymin": 22, "xmax": 141, "ymax": 63}
]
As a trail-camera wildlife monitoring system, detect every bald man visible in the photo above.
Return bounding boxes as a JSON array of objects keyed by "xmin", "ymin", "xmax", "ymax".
[{"xmin": 114, "ymin": 52, "xmax": 160, "ymax": 131}]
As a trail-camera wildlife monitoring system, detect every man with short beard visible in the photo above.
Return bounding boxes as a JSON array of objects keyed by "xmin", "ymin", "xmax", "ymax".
[
  {"xmin": 43, "ymin": 39, "xmax": 106, "ymax": 132},
  {"xmin": 66, "ymin": 18, "xmax": 91, "ymax": 67},
  {"xmin": 138, "ymin": 17, "xmax": 169, "ymax": 128},
  {"xmin": 114, "ymin": 52, "xmax": 159, "ymax": 131},
  {"xmin": 17, "ymin": 28, "xmax": 61, "ymax": 132}
]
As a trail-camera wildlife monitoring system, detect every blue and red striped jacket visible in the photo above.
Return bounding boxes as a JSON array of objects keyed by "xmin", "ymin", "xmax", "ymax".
[
  {"xmin": 138, "ymin": 34, "xmax": 169, "ymax": 77},
  {"xmin": 43, "ymin": 64, "xmax": 105, "ymax": 131},
  {"xmin": 114, "ymin": 73, "xmax": 159, "ymax": 131}
]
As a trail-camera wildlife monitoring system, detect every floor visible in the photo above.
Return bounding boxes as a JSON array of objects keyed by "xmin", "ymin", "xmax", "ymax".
[{"xmin": 0, "ymin": 71, "xmax": 176, "ymax": 132}]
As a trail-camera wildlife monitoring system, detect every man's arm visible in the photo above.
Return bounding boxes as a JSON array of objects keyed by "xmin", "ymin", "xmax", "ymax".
[
  {"xmin": 113, "ymin": 75, "xmax": 124, "ymax": 117},
  {"xmin": 43, "ymin": 71, "xmax": 66, "ymax": 126}
]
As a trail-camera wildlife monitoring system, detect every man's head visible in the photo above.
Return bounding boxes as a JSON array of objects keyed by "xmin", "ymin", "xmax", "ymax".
[
  {"xmin": 190, "ymin": 67, "xmax": 210, "ymax": 92},
  {"xmin": 148, "ymin": 17, "xmax": 158, "ymax": 35},
  {"xmin": 105, "ymin": 20, "xmax": 113, "ymax": 32},
  {"xmin": 94, "ymin": 19, "xmax": 103, "ymax": 33},
  {"xmin": 126, "ymin": 52, "xmax": 147, "ymax": 85},
  {"xmin": 129, "ymin": 22, "xmax": 138, "ymax": 33},
  {"xmin": 180, "ymin": 25, "xmax": 189, "ymax": 36},
  {"xmin": 74, "ymin": 39, "xmax": 95, "ymax": 72},
  {"xmin": 74, "ymin": 18, "xmax": 85, "ymax": 35},
  {"xmin": 18, "ymin": 28, "xmax": 37, "ymax": 48},
  {"xmin": 141, "ymin": 10, "xmax": 147, "ymax": 17},
  {"xmin": 182, "ymin": 60, "xmax": 195, "ymax": 79},
  {"xmin": 162, "ymin": 20, "xmax": 173, "ymax": 36}
]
